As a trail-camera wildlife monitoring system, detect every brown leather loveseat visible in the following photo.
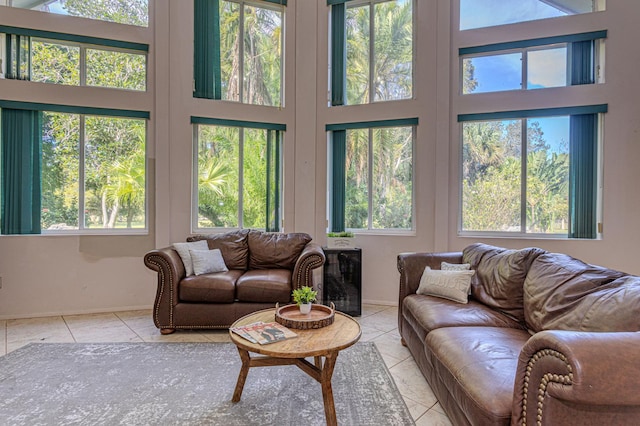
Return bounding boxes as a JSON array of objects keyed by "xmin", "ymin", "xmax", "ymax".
[
  {"xmin": 144, "ymin": 229, "xmax": 325, "ymax": 334},
  {"xmin": 398, "ymin": 243, "xmax": 640, "ymax": 425}
]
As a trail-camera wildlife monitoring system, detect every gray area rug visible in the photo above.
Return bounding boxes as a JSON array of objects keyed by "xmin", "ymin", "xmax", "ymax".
[{"xmin": 0, "ymin": 342, "xmax": 414, "ymax": 425}]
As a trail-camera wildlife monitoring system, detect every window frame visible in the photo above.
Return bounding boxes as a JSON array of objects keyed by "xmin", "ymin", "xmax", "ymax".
[
  {"xmin": 458, "ymin": 106, "xmax": 606, "ymax": 239},
  {"xmin": 191, "ymin": 117, "xmax": 285, "ymax": 232}
]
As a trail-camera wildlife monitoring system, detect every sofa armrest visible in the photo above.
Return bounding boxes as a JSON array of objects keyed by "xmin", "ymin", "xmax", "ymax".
[
  {"xmin": 292, "ymin": 242, "xmax": 326, "ymax": 291},
  {"xmin": 397, "ymin": 252, "xmax": 463, "ymax": 301},
  {"xmin": 143, "ymin": 247, "xmax": 185, "ymax": 329},
  {"xmin": 512, "ymin": 330, "xmax": 640, "ymax": 425}
]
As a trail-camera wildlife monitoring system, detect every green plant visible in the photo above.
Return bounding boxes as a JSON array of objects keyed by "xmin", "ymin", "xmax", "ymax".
[
  {"xmin": 292, "ymin": 286, "xmax": 317, "ymax": 306},
  {"xmin": 327, "ymin": 231, "xmax": 354, "ymax": 238}
]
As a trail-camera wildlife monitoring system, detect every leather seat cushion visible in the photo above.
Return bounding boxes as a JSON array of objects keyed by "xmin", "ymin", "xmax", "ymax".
[
  {"xmin": 403, "ymin": 294, "xmax": 524, "ymax": 342},
  {"xmin": 179, "ymin": 270, "xmax": 243, "ymax": 303},
  {"xmin": 247, "ymin": 230, "xmax": 311, "ymax": 270},
  {"xmin": 425, "ymin": 327, "xmax": 530, "ymax": 425},
  {"xmin": 236, "ymin": 269, "xmax": 292, "ymax": 303}
]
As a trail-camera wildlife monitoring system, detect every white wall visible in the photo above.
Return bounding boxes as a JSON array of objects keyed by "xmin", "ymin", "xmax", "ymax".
[{"xmin": 1, "ymin": 0, "xmax": 640, "ymax": 319}]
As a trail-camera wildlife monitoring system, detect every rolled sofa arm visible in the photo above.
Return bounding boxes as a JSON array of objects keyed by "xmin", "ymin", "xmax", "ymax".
[
  {"xmin": 143, "ymin": 247, "xmax": 185, "ymax": 330},
  {"xmin": 292, "ymin": 242, "xmax": 326, "ymax": 290},
  {"xmin": 512, "ymin": 330, "xmax": 640, "ymax": 426}
]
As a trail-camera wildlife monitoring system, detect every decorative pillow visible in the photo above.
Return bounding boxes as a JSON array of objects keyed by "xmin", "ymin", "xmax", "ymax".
[
  {"xmin": 173, "ymin": 240, "xmax": 208, "ymax": 276},
  {"xmin": 417, "ymin": 266, "xmax": 475, "ymax": 304},
  {"xmin": 441, "ymin": 261, "xmax": 471, "ymax": 271},
  {"xmin": 189, "ymin": 249, "xmax": 229, "ymax": 276}
]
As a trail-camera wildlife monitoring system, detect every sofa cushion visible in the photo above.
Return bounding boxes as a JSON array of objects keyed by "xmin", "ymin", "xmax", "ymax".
[
  {"xmin": 403, "ymin": 294, "xmax": 524, "ymax": 343},
  {"xmin": 523, "ymin": 253, "xmax": 636, "ymax": 332},
  {"xmin": 187, "ymin": 229, "xmax": 249, "ymax": 270},
  {"xmin": 425, "ymin": 327, "xmax": 530, "ymax": 425},
  {"xmin": 236, "ymin": 269, "xmax": 292, "ymax": 303},
  {"xmin": 463, "ymin": 243, "xmax": 546, "ymax": 323},
  {"xmin": 247, "ymin": 231, "xmax": 312, "ymax": 270},
  {"xmin": 179, "ymin": 270, "xmax": 243, "ymax": 303},
  {"xmin": 190, "ymin": 248, "xmax": 228, "ymax": 275},
  {"xmin": 417, "ymin": 267, "xmax": 475, "ymax": 304}
]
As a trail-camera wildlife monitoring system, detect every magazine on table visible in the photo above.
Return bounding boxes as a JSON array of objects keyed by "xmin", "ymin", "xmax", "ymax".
[{"xmin": 231, "ymin": 321, "xmax": 297, "ymax": 345}]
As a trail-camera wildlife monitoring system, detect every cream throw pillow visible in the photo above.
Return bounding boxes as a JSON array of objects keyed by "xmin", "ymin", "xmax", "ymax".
[
  {"xmin": 173, "ymin": 240, "xmax": 208, "ymax": 276},
  {"xmin": 441, "ymin": 261, "xmax": 471, "ymax": 271},
  {"xmin": 417, "ymin": 266, "xmax": 475, "ymax": 304},
  {"xmin": 190, "ymin": 248, "xmax": 229, "ymax": 276}
]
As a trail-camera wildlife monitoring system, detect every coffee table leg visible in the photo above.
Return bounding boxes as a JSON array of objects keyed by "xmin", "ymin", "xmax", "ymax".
[
  {"xmin": 232, "ymin": 348, "xmax": 251, "ymax": 403},
  {"xmin": 320, "ymin": 352, "xmax": 339, "ymax": 426}
]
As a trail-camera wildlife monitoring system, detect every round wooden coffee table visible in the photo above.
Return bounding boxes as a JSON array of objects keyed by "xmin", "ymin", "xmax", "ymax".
[{"xmin": 229, "ymin": 307, "xmax": 361, "ymax": 426}]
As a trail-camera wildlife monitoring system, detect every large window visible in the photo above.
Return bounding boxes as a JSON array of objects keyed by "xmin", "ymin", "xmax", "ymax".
[
  {"xmin": 461, "ymin": 32, "xmax": 606, "ymax": 95},
  {"xmin": 460, "ymin": 107, "xmax": 605, "ymax": 238},
  {"xmin": 460, "ymin": 0, "xmax": 605, "ymax": 31},
  {"xmin": 192, "ymin": 118, "xmax": 283, "ymax": 231},
  {"xmin": 0, "ymin": 103, "xmax": 148, "ymax": 234},
  {"xmin": 328, "ymin": 119, "xmax": 415, "ymax": 232},
  {"xmin": 1, "ymin": 28, "xmax": 148, "ymax": 90},
  {"xmin": 194, "ymin": 0, "xmax": 284, "ymax": 107},
  {"xmin": 3, "ymin": 0, "xmax": 149, "ymax": 27},
  {"xmin": 329, "ymin": 0, "xmax": 413, "ymax": 106}
]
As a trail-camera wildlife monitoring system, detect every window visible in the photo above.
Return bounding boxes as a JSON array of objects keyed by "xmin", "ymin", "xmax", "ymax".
[
  {"xmin": 192, "ymin": 117, "xmax": 284, "ymax": 231},
  {"xmin": 459, "ymin": 106, "xmax": 606, "ymax": 238},
  {"xmin": 194, "ymin": 0, "xmax": 284, "ymax": 106},
  {"xmin": 3, "ymin": 0, "xmax": 149, "ymax": 27},
  {"xmin": 461, "ymin": 31, "xmax": 606, "ymax": 95},
  {"xmin": 0, "ymin": 102, "xmax": 148, "ymax": 234},
  {"xmin": 328, "ymin": 119, "xmax": 416, "ymax": 232},
  {"xmin": 460, "ymin": 0, "xmax": 605, "ymax": 31},
  {"xmin": 1, "ymin": 27, "xmax": 148, "ymax": 91},
  {"xmin": 329, "ymin": 0, "xmax": 414, "ymax": 106}
]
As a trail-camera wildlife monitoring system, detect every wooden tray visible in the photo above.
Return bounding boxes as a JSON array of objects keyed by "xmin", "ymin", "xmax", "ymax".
[{"xmin": 274, "ymin": 303, "xmax": 335, "ymax": 330}]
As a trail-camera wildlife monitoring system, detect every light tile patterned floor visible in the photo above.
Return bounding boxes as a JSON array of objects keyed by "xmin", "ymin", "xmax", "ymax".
[{"xmin": 0, "ymin": 304, "xmax": 452, "ymax": 425}]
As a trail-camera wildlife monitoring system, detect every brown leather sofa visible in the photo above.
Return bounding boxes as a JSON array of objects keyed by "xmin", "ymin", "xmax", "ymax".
[
  {"xmin": 398, "ymin": 243, "xmax": 640, "ymax": 426},
  {"xmin": 144, "ymin": 229, "xmax": 325, "ymax": 334}
]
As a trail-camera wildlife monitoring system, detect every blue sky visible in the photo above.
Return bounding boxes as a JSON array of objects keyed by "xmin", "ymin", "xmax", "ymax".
[{"xmin": 460, "ymin": 0, "xmax": 568, "ymax": 30}]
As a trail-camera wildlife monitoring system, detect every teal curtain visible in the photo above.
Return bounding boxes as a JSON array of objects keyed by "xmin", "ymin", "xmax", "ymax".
[
  {"xmin": 330, "ymin": 3, "xmax": 346, "ymax": 106},
  {"xmin": 331, "ymin": 130, "xmax": 347, "ymax": 232},
  {"xmin": 1, "ymin": 108, "xmax": 42, "ymax": 234},
  {"xmin": 265, "ymin": 130, "xmax": 281, "ymax": 232},
  {"xmin": 194, "ymin": 0, "xmax": 221, "ymax": 99},
  {"xmin": 569, "ymin": 114, "xmax": 598, "ymax": 239},
  {"xmin": 570, "ymin": 40, "xmax": 594, "ymax": 85},
  {"xmin": 4, "ymin": 34, "xmax": 31, "ymax": 80}
]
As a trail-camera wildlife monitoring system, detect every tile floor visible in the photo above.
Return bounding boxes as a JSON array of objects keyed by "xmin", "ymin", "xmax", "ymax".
[{"xmin": 0, "ymin": 304, "xmax": 452, "ymax": 426}]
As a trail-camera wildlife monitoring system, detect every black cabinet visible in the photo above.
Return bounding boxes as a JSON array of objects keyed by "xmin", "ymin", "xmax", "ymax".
[{"xmin": 322, "ymin": 248, "xmax": 361, "ymax": 316}]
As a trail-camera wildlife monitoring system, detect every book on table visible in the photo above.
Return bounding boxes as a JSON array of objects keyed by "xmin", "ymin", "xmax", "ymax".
[{"xmin": 231, "ymin": 321, "xmax": 297, "ymax": 345}]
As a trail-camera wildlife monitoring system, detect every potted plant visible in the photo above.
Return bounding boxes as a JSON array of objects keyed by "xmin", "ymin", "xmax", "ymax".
[
  {"xmin": 292, "ymin": 286, "xmax": 318, "ymax": 314},
  {"xmin": 326, "ymin": 231, "xmax": 356, "ymax": 249}
]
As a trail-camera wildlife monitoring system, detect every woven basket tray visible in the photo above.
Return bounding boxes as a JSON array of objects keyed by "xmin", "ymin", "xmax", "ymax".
[{"xmin": 274, "ymin": 303, "xmax": 335, "ymax": 330}]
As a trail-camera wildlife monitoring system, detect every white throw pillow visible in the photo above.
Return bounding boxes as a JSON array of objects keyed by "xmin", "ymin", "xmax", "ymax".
[
  {"xmin": 173, "ymin": 240, "xmax": 208, "ymax": 276},
  {"xmin": 417, "ymin": 266, "xmax": 475, "ymax": 304},
  {"xmin": 441, "ymin": 261, "xmax": 471, "ymax": 271},
  {"xmin": 190, "ymin": 248, "xmax": 229, "ymax": 276}
]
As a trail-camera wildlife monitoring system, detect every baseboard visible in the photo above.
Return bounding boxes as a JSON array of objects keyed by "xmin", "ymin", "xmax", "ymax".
[
  {"xmin": 361, "ymin": 299, "xmax": 398, "ymax": 307},
  {"xmin": 0, "ymin": 305, "xmax": 154, "ymax": 321}
]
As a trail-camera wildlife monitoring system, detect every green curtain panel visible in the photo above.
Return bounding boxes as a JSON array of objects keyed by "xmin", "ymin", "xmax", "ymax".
[
  {"xmin": 569, "ymin": 113, "xmax": 598, "ymax": 239},
  {"xmin": 4, "ymin": 33, "xmax": 31, "ymax": 80},
  {"xmin": 570, "ymin": 40, "xmax": 595, "ymax": 85},
  {"xmin": 331, "ymin": 130, "xmax": 347, "ymax": 232},
  {"xmin": 265, "ymin": 130, "xmax": 281, "ymax": 232},
  {"xmin": 194, "ymin": 0, "xmax": 222, "ymax": 99},
  {"xmin": 1, "ymin": 108, "xmax": 43, "ymax": 234},
  {"xmin": 330, "ymin": 3, "xmax": 346, "ymax": 106}
]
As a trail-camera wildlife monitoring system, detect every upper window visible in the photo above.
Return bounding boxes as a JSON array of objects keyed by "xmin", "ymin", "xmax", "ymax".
[
  {"xmin": 4, "ymin": 0, "xmax": 149, "ymax": 27},
  {"xmin": 192, "ymin": 118, "xmax": 283, "ymax": 231},
  {"xmin": 461, "ymin": 32, "xmax": 606, "ymax": 95},
  {"xmin": 460, "ymin": 0, "xmax": 605, "ymax": 31},
  {"xmin": 1, "ymin": 29, "xmax": 148, "ymax": 91},
  {"xmin": 460, "ymin": 107, "xmax": 606, "ymax": 239},
  {"xmin": 0, "ymin": 104, "xmax": 148, "ymax": 234},
  {"xmin": 327, "ymin": 119, "xmax": 416, "ymax": 233},
  {"xmin": 329, "ymin": 0, "xmax": 414, "ymax": 106},
  {"xmin": 194, "ymin": 0, "xmax": 284, "ymax": 107}
]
